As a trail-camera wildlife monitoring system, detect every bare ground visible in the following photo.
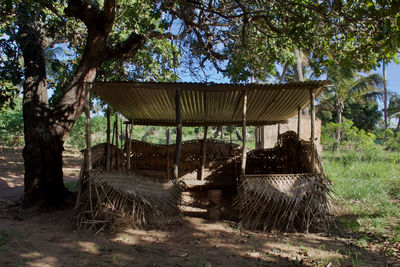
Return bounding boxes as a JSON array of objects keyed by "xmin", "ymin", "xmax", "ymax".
[{"xmin": 0, "ymin": 147, "xmax": 397, "ymax": 266}]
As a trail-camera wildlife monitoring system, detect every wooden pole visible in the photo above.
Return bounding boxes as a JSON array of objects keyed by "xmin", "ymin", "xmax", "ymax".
[
  {"xmin": 106, "ymin": 108, "xmax": 111, "ymax": 171},
  {"xmin": 125, "ymin": 123, "xmax": 128, "ymax": 166},
  {"xmin": 198, "ymin": 126, "xmax": 208, "ymax": 180},
  {"xmin": 310, "ymin": 89, "xmax": 316, "ymax": 172},
  {"xmin": 297, "ymin": 106, "xmax": 301, "ymax": 138},
  {"xmin": 277, "ymin": 123, "xmax": 281, "ymax": 143},
  {"xmin": 241, "ymin": 91, "xmax": 248, "ymax": 176},
  {"xmin": 115, "ymin": 113, "xmax": 119, "ymax": 171},
  {"xmin": 127, "ymin": 123, "xmax": 133, "ymax": 170},
  {"xmin": 383, "ymin": 60, "xmax": 388, "ymax": 129},
  {"xmin": 111, "ymin": 115, "xmax": 116, "ymax": 166},
  {"xmin": 166, "ymin": 129, "xmax": 170, "ymax": 179},
  {"xmin": 120, "ymin": 117, "xmax": 123, "ymax": 149},
  {"xmin": 166, "ymin": 129, "xmax": 171, "ymax": 144},
  {"xmin": 85, "ymin": 85, "xmax": 91, "ymax": 172},
  {"xmin": 173, "ymin": 89, "xmax": 182, "ymax": 179},
  {"xmin": 84, "ymin": 85, "xmax": 95, "ymax": 226}
]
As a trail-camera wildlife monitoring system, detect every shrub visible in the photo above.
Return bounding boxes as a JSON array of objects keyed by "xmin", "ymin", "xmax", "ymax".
[
  {"xmin": 321, "ymin": 119, "xmax": 376, "ymax": 151},
  {"xmin": 0, "ymin": 98, "xmax": 24, "ymax": 147},
  {"xmin": 378, "ymin": 128, "xmax": 400, "ymax": 151}
]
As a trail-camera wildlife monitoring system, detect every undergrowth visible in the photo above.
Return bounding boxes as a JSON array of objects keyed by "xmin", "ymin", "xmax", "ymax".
[{"xmin": 322, "ymin": 147, "xmax": 400, "ymax": 251}]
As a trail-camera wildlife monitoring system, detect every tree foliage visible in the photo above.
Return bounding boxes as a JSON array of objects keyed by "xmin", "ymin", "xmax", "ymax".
[
  {"xmin": 0, "ymin": 97, "xmax": 23, "ymax": 146},
  {"xmin": 317, "ymin": 64, "xmax": 384, "ymax": 140},
  {"xmin": 318, "ymin": 93, "xmax": 382, "ymax": 132},
  {"xmin": 165, "ymin": 0, "xmax": 400, "ymax": 82}
]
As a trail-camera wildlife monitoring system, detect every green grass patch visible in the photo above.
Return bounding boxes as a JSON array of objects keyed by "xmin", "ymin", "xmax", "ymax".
[
  {"xmin": 0, "ymin": 231, "xmax": 7, "ymax": 246},
  {"xmin": 65, "ymin": 181, "xmax": 79, "ymax": 193},
  {"xmin": 322, "ymin": 148, "xmax": 400, "ymax": 243}
]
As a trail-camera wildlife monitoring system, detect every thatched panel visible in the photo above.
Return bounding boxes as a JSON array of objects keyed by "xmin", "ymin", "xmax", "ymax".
[
  {"xmin": 75, "ymin": 171, "xmax": 183, "ymax": 232},
  {"xmin": 245, "ymin": 131, "xmax": 315, "ymax": 174},
  {"xmin": 126, "ymin": 139, "xmax": 241, "ymax": 181},
  {"xmin": 234, "ymin": 173, "xmax": 332, "ymax": 232}
]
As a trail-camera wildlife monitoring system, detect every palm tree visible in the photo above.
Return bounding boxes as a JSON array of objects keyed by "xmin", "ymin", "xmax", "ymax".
[
  {"xmin": 320, "ymin": 65, "xmax": 384, "ymax": 141},
  {"xmin": 388, "ymin": 93, "xmax": 400, "ymax": 134}
]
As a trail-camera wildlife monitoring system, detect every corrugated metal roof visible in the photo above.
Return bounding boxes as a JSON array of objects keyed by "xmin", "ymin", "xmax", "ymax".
[{"xmin": 90, "ymin": 81, "xmax": 330, "ymax": 126}]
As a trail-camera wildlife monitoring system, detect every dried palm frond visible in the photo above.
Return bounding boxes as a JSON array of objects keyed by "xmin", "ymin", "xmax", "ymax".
[
  {"xmin": 75, "ymin": 171, "xmax": 183, "ymax": 233},
  {"xmin": 234, "ymin": 173, "xmax": 332, "ymax": 232}
]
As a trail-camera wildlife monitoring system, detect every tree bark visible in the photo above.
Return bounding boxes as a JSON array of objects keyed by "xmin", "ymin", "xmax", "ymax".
[
  {"xmin": 383, "ymin": 60, "xmax": 388, "ymax": 129},
  {"xmin": 173, "ymin": 89, "xmax": 182, "ymax": 179},
  {"xmin": 17, "ymin": 22, "xmax": 69, "ymax": 207},
  {"xmin": 16, "ymin": 0, "xmax": 147, "ymax": 206},
  {"xmin": 214, "ymin": 126, "xmax": 222, "ymax": 138},
  {"xmin": 395, "ymin": 119, "xmax": 400, "ymax": 136},
  {"xmin": 235, "ymin": 127, "xmax": 242, "ymax": 141},
  {"xmin": 335, "ymin": 99, "xmax": 344, "ymax": 142}
]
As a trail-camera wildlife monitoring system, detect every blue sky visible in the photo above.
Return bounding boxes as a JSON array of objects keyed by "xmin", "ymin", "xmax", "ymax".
[
  {"xmin": 179, "ymin": 61, "xmax": 400, "ymax": 97},
  {"xmin": 371, "ymin": 62, "xmax": 400, "ymax": 95}
]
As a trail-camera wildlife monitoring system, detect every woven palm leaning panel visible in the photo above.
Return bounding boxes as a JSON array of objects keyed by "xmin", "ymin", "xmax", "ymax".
[
  {"xmin": 75, "ymin": 171, "xmax": 183, "ymax": 232},
  {"xmin": 234, "ymin": 173, "xmax": 332, "ymax": 232}
]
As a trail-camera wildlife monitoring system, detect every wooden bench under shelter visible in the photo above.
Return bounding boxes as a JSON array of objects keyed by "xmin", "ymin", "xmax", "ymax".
[{"xmin": 77, "ymin": 81, "xmax": 332, "ymax": 232}]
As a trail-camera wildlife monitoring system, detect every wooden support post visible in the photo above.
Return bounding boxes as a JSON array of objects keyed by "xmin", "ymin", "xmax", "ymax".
[
  {"xmin": 166, "ymin": 129, "xmax": 171, "ymax": 144},
  {"xmin": 297, "ymin": 106, "xmax": 301, "ymax": 138},
  {"xmin": 125, "ymin": 123, "xmax": 128, "ymax": 148},
  {"xmin": 125, "ymin": 124, "xmax": 128, "ymax": 167},
  {"xmin": 115, "ymin": 113, "xmax": 119, "ymax": 171},
  {"xmin": 173, "ymin": 89, "xmax": 182, "ymax": 179},
  {"xmin": 241, "ymin": 91, "xmax": 248, "ymax": 176},
  {"xmin": 127, "ymin": 123, "xmax": 133, "ymax": 170},
  {"xmin": 310, "ymin": 89, "xmax": 316, "ymax": 172},
  {"xmin": 106, "ymin": 109, "xmax": 111, "ymax": 171},
  {"xmin": 85, "ymin": 86, "xmax": 91, "ymax": 172},
  {"xmin": 120, "ymin": 118, "xmax": 123, "ymax": 149},
  {"xmin": 198, "ymin": 126, "xmax": 208, "ymax": 180},
  {"xmin": 166, "ymin": 128, "xmax": 170, "ymax": 179},
  {"xmin": 277, "ymin": 123, "xmax": 281, "ymax": 143}
]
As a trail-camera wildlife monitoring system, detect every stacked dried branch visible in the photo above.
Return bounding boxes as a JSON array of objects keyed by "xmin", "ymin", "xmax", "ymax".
[
  {"xmin": 75, "ymin": 171, "xmax": 183, "ymax": 233},
  {"xmin": 234, "ymin": 173, "xmax": 332, "ymax": 232}
]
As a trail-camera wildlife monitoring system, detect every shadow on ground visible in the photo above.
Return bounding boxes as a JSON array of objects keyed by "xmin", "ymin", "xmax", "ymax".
[{"xmin": 0, "ymin": 205, "xmax": 394, "ymax": 267}]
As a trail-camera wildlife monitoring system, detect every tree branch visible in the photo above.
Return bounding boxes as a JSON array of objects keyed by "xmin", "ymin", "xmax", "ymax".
[
  {"xmin": 64, "ymin": 0, "xmax": 115, "ymax": 34},
  {"xmin": 105, "ymin": 32, "xmax": 147, "ymax": 60},
  {"xmin": 64, "ymin": 0, "xmax": 101, "ymax": 30}
]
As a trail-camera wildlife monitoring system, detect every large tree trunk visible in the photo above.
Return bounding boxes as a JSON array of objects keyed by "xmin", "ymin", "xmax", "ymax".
[
  {"xmin": 17, "ymin": 21, "xmax": 70, "ymax": 207},
  {"xmin": 23, "ymin": 124, "xmax": 69, "ymax": 207},
  {"xmin": 16, "ymin": 0, "xmax": 146, "ymax": 207}
]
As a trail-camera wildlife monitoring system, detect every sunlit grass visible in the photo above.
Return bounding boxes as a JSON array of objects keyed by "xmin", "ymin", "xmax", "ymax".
[{"xmin": 322, "ymin": 148, "xmax": 400, "ymax": 246}]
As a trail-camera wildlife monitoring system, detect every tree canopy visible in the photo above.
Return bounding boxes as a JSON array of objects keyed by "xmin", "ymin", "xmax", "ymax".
[{"xmin": 2, "ymin": 0, "xmax": 400, "ymax": 107}]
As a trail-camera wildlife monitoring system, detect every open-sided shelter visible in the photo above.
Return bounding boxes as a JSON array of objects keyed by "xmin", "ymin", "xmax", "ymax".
[{"xmin": 77, "ymin": 81, "xmax": 332, "ymax": 232}]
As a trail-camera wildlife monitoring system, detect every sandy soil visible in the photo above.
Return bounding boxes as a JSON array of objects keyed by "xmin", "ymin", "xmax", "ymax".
[{"xmin": 0, "ymin": 147, "xmax": 397, "ymax": 266}]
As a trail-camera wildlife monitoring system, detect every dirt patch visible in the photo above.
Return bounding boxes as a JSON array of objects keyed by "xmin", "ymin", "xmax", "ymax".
[{"xmin": 0, "ymin": 147, "xmax": 396, "ymax": 266}]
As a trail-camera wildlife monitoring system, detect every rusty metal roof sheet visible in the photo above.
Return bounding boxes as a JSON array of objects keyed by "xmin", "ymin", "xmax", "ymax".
[{"xmin": 90, "ymin": 81, "xmax": 330, "ymax": 126}]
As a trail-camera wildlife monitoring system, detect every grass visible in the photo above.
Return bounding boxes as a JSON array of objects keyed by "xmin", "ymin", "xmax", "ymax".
[
  {"xmin": 65, "ymin": 181, "xmax": 79, "ymax": 193},
  {"xmin": 322, "ymin": 147, "xmax": 400, "ymax": 252}
]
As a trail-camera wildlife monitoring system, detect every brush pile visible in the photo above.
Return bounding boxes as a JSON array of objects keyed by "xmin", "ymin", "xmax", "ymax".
[
  {"xmin": 234, "ymin": 173, "xmax": 332, "ymax": 232},
  {"xmin": 75, "ymin": 171, "xmax": 183, "ymax": 233}
]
